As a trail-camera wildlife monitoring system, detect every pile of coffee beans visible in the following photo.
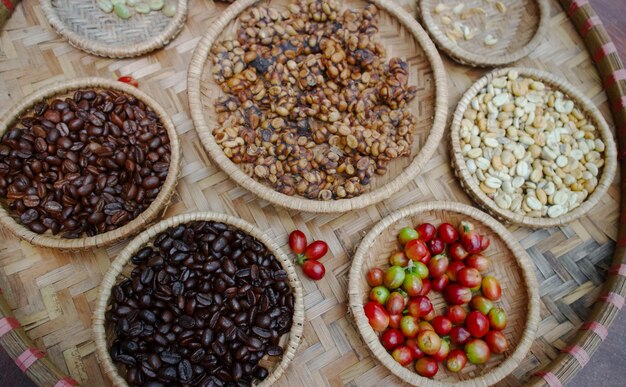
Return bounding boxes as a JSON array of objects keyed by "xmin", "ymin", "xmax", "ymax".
[
  {"xmin": 0, "ymin": 88, "xmax": 171, "ymax": 238},
  {"xmin": 106, "ymin": 221, "xmax": 294, "ymax": 386}
]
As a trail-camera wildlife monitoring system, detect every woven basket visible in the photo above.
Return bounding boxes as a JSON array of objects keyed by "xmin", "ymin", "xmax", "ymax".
[
  {"xmin": 188, "ymin": 0, "xmax": 448, "ymax": 213},
  {"xmin": 0, "ymin": 77, "xmax": 182, "ymax": 250},
  {"xmin": 40, "ymin": 0, "xmax": 188, "ymax": 58},
  {"xmin": 418, "ymin": 0, "xmax": 550, "ymax": 67},
  {"xmin": 92, "ymin": 211, "xmax": 305, "ymax": 387},
  {"xmin": 450, "ymin": 67, "xmax": 618, "ymax": 228},
  {"xmin": 348, "ymin": 201, "xmax": 540, "ymax": 386}
]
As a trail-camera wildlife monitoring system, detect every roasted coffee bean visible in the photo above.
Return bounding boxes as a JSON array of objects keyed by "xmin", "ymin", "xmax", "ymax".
[
  {"xmin": 107, "ymin": 221, "xmax": 293, "ymax": 385},
  {"xmin": 267, "ymin": 345, "xmax": 284, "ymax": 356},
  {"xmin": 178, "ymin": 359, "xmax": 193, "ymax": 382},
  {"xmin": 0, "ymin": 88, "xmax": 170, "ymax": 238},
  {"xmin": 140, "ymin": 310, "xmax": 157, "ymax": 324},
  {"xmin": 196, "ymin": 293, "xmax": 213, "ymax": 307},
  {"xmin": 160, "ymin": 351, "xmax": 181, "ymax": 365},
  {"xmin": 256, "ymin": 366, "xmax": 269, "ymax": 380},
  {"xmin": 158, "ymin": 366, "xmax": 177, "ymax": 381},
  {"xmin": 252, "ymin": 326, "xmax": 271, "ymax": 339}
]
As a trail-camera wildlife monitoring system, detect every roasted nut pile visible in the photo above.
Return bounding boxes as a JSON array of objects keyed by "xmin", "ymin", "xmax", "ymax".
[
  {"xmin": 211, "ymin": 0, "xmax": 418, "ymax": 200},
  {"xmin": 0, "ymin": 89, "xmax": 171, "ymax": 238},
  {"xmin": 459, "ymin": 70, "xmax": 606, "ymax": 218},
  {"xmin": 107, "ymin": 221, "xmax": 294, "ymax": 385}
]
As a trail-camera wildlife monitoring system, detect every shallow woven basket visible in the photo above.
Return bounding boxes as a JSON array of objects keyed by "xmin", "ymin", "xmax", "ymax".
[
  {"xmin": 188, "ymin": 0, "xmax": 448, "ymax": 213},
  {"xmin": 0, "ymin": 77, "xmax": 182, "ymax": 250},
  {"xmin": 450, "ymin": 67, "xmax": 618, "ymax": 228},
  {"xmin": 348, "ymin": 201, "xmax": 540, "ymax": 386},
  {"xmin": 93, "ymin": 211, "xmax": 305, "ymax": 387},
  {"xmin": 40, "ymin": 0, "xmax": 188, "ymax": 58},
  {"xmin": 418, "ymin": 0, "xmax": 549, "ymax": 67}
]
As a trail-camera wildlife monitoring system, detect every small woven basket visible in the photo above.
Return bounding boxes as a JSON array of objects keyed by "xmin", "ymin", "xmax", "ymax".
[
  {"xmin": 188, "ymin": 0, "xmax": 448, "ymax": 213},
  {"xmin": 450, "ymin": 67, "xmax": 618, "ymax": 228},
  {"xmin": 93, "ymin": 211, "xmax": 305, "ymax": 387},
  {"xmin": 0, "ymin": 77, "xmax": 182, "ymax": 250},
  {"xmin": 348, "ymin": 201, "xmax": 540, "ymax": 386},
  {"xmin": 40, "ymin": 0, "xmax": 188, "ymax": 58},
  {"xmin": 418, "ymin": 0, "xmax": 549, "ymax": 67}
]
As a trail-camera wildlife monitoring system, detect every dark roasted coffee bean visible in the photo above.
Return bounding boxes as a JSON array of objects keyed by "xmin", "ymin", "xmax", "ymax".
[
  {"xmin": 179, "ymin": 315, "xmax": 196, "ymax": 329},
  {"xmin": 139, "ymin": 309, "xmax": 156, "ymax": 324},
  {"xmin": 256, "ymin": 366, "xmax": 269, "ymax": 380},
  {"xmin": 178, "ymin": 359, "xmax": 193, "ymax": 382},
  {"xmin": 211, "ymin": 236, "xmax": 227, "ymax": 252},
  {"xmin": 246, "ymin": 336, "xmax": 263, "ymax": 351},
  {"xmin": 158, "ymin": 366, "xmax": 177, "ymax": 381},
  {"xmin": 196, "ymin": 293, "xmax": 213, "ymax": 307},
  {"xmin": 122, "ymin": 340, "xmax": 139, "ymax": 353},
  {"xmin": 267, "ymin": 345, "xmax": 283, "ymax": 356},
  {"xmin": 252, "ymin": 326, "xmax": 271, "ymax": 339},
  {"xmin": 160, "ymin": 351, "xmax": 181, "ymax": 365},
  {"xmin": 255, "ymin": 314, "xmax": 271, "ymax": 329}
]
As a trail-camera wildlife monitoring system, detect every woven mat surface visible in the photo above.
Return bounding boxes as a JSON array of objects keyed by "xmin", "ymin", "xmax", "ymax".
[{"xmin": 0, "ymin": 0, "xmax": 619, "ymax": 386}]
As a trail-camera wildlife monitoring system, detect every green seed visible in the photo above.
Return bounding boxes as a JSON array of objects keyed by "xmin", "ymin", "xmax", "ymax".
[
  {"xmin": 97, "ymin": 0, "xmax": 114, "ymax": 13},
  {"xmin": 126, "ymin": 0, "xmax": 140, "ymax": 5},
  {"xmin": 135, "ymin": 3, "xmax": 151, "ymax": 13},
  {"xmin": 113, "ymin": 4, "xmax": 132, "ymax": 19},
  {"xmin": 149, "ymin": 0, "xmax": 164, "ymax": 11},
  {"xmin": 111, "ymin": 0, "xmax": 126, "ymax": 5},
  {"xmin": 162, "ymin": 1, "xmax": 176, "ymax": 17}
]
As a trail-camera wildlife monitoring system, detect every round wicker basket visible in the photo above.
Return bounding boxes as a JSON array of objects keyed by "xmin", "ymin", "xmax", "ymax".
[
  {"xmin": 450, "ymin": 67, "xmax": 618, "ymax": 228},
  {"xmin": 348, "ymin": 201, "xmax": 540, "ymax": 386},
  {"xmin": 92, "ymin": 211, "xmax": 305, "ymax": 387},
  {"xmin": 40, "ymin": 0, "xmax": 188, "ymax": 58},
  {"xmin": 0, "ymin": 77, "xmax": 182, "ymax": 250},
  {"xmin": 187, "ymin": 0, "xmax": 448, "ymax": 213},
  {"xmin": 418, "ymin": 0, "xmax": 549, "ymax": 67}
]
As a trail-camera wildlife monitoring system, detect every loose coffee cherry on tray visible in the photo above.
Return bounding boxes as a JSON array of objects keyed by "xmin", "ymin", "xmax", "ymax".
[
  {"xmin": 106, "ymin": 221, "xmax": 295, "ymax": 386},
  {"xmin": 288, "ymin": 230, "xmax": 328, "ymax": 280},
  {"xmin": 0, "ymin": 89, "xmax": 171, "ymax": 238}
]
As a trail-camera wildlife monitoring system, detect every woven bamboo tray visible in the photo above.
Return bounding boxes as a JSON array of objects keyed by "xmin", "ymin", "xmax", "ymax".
[
  {"xmin": 92, "ymin": 211, "xmax": 305, "ymax": 386},
  {"xmin": 349, "ymin": 201, "xmax": 540, "ymax": 386},
  {"xmin": 0, "ymin": 0, "xmax": 624, "ymax": 386},
  {"xmin": 418, "ymin": 0, "xmax": 550, "ymax": 67},
  {"xmin": 40, "ymin": 0, "xmax": 188, "ymax": 58},
  {"xmin": 188, "ymin": 0, "xmax": 449, "ymax": 213},
  {"xmin": 0, "ymin": 77, "xmax": 182, "ymax": 250},
  {"xmin": 450, "ymin": 67, "xmax": 618, "ymax": 228}
]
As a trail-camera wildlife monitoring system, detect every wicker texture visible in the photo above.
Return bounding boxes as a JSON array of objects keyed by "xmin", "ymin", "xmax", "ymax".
[
  {"xmin": 0, "ymin": 77, "xmax": 182, "ymax": 250},
  {"xmin": 40, "ymin": 0, "xmax": 188, "ymax": 58},
  {"xmin": 349, "ymin": 201, "xmax": 540, "ymax": 386},
  {"xmin": 450, "ymin": 67, "xmax": 618, "ymax": 228},
  {"xmin": 418, "ymin": 0, "xmax": 550, "ymax": 67},
  {"xmin": 93, "ymin": 212, "xmax": 305, "ymax": 387},
  {"xmin": 0, "ymin": 0, "xmax": 624, "ymax": 386},
  {"xmin": 188, "ymin": 0, "xmax": 449, "ymax": 213}
]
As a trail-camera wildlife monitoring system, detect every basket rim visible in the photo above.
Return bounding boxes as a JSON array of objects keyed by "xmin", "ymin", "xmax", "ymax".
[
  {"xmin": 449, "ymin": 67, "xmax": 618, "ymax": 228},
  {"xmin": 39, "ymin": 0, "xmax": 188, "ymax": 58},
  {"xmin": 92, "ymin": 211, "xmax": 305, "ymax": 387},
  {"xmin": 347, "ymin": 201, "xmax": 540, "ymax": 386},
  {"xmin": 187, "ymin": 0, "xmax": 449, "ymax": 214},
  {"xmin": 0, "ymin": 77, "xmax": 182, "ymax": 250},
  {"xmin": 418, "ymin": 0, "xmax": 550, "ymax": 67}
]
